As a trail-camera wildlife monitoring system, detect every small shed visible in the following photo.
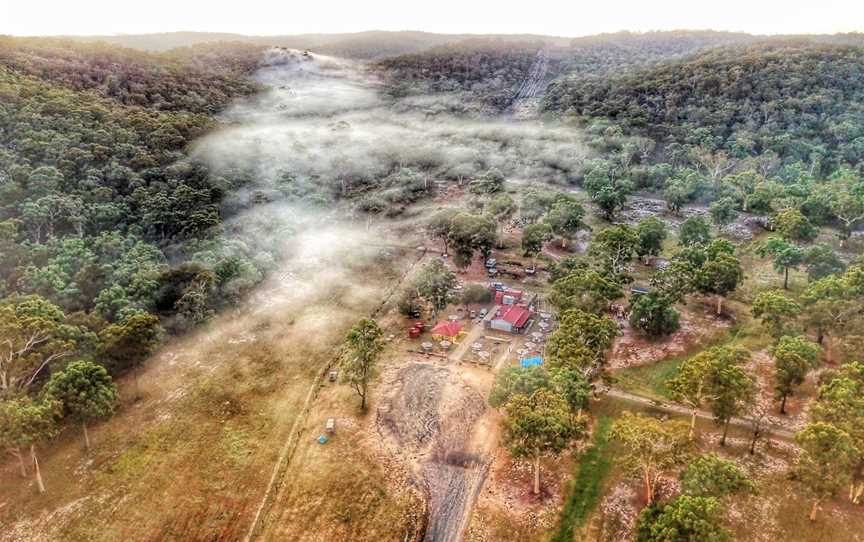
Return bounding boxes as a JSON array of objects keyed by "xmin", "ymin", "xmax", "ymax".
[
  {"xmin": 431, "ymin": 321, "xmax": 464, "ymax": 340},
  {"xmin": 494, "ymin": 288, "xmax": 524, "ymax": 305}
]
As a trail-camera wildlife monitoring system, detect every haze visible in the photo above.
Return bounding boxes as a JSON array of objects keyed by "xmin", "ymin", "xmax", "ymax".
[{"xmin": 3, "ymin": 0, "xmax": 862, "ymax": 37}]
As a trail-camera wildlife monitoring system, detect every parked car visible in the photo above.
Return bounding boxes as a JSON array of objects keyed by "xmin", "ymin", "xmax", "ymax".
[{"xmin": 485, "ymin": 258, "xmax": 497, "ymax": 268}]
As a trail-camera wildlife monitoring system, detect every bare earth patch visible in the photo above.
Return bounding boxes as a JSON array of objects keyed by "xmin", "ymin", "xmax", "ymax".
[
  {"xmin": 609, "ymin": 302, "xmax": 731, "ymax": 370},
  {"xmin": 465, "ymin": 447, "xmax": 571, "ymax": 542},
  {"xmin": 375, "ymin": 361, "xmax": 490, "ymax": 542}
]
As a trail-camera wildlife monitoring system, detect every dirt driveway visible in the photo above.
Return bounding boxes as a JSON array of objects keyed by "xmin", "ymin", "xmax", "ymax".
[{"xmin": 376, "ymin": 359, "xmax": 501, "ymax": 542}]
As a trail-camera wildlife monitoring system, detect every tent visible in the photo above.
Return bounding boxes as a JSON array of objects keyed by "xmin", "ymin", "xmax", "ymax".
[{"xmin": 520, "ymin": 356, "xmax": 543, "ymax": 368}]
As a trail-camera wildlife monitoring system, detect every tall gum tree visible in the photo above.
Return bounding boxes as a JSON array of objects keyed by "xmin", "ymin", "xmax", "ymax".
[
  {"xmin": 503, "ymin": 389, "xmax": 583, "ymax": 495},
  {"xmin": 611, "ymin": 412, "xmax": 691, "ymax": 504}
]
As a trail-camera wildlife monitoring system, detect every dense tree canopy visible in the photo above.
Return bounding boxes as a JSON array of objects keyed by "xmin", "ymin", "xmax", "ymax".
[{"xmin": 544, "ymin": 43, "xmax": 864, "ymax": 174}]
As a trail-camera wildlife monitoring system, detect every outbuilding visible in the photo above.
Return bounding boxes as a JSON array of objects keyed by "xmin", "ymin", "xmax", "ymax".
[
  {"xmin": 487, "ymin": 305, "xmax": 532, "ymax": 334},
  {"xmin": 431, "ymin": 321, "xmax": 464, "ymax": 341}
]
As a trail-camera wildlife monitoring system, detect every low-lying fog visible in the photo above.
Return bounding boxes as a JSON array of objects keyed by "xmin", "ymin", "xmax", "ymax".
[
  {"xmin": 186, "ymin": 47, "xmax": 589, "ymax": 328},
  {"xmin": 192, "ymin": 48, "xmax": 589, "ymax": 196}
]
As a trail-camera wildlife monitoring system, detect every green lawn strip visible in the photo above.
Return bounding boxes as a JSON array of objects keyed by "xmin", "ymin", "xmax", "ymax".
[
  {"xmin": 550, "ymin": 416, "xmax": 614, "ymax": 542},
  {"xmin": 611, "ymin": 356, "xmax": 684, "ymax": 400}
]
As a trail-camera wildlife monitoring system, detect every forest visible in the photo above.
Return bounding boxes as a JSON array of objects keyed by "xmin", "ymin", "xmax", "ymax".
[
  {"xmin": 544, "ymin": 41, "xmax": 864, "ymax": 170},
  {"xmin": 0, "ymin": 38, "xmax": 276, "ymax": 405}
]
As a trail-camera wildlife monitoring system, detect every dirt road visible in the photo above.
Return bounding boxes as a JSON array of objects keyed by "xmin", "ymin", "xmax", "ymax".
[
  {"xmin": 507, "ymin": 47, "xmax": 551, "ymax": 119},
  {"xmin": 601, "ymin": 387, "xmax": 796, "ymax": 441},
  {"xmin": 448, "ymin": 321, "xmax": 485, "ymax": 363}
]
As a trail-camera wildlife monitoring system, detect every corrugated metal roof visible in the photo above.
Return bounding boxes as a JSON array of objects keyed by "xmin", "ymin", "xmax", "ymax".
[{"xmin": 500, "ymin": 305, "xmax": 530, "ymax": 328}]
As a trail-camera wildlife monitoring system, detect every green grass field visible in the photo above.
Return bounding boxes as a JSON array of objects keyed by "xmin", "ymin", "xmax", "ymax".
[{"xmin": 550, "ymin": 417, "xmax": 614, "ymax": 542}]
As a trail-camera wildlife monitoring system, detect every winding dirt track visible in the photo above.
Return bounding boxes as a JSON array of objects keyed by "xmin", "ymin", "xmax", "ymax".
[{"xmin": 602, "ymin": 387, "xmax": 796, "ymax": 441}]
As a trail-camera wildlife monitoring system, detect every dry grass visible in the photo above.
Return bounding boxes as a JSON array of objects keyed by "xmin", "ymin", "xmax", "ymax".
[
  {"xmin": 0, "ymin": 236, "xmax": 418, "ymax": 542},
  {"xmin": 260, "ymin": 381, "xmax": 423, "ymax": 542}
]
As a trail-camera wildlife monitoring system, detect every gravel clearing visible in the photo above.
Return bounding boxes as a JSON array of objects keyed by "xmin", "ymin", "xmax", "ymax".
[{"xmin": 376, "ymin": 362, "xmax": 489, "ymax": 542}]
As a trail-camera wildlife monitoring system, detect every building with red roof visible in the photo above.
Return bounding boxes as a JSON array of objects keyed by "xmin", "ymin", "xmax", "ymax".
[
  {"xmin": 487, "ymin": 304, "xmax": 532, "ymax": 334},
  {"xmin": 494, "ymin": 288, "xmax": 524, "ymax": 306},
  {"xmin": 431, "ymin": 321, "xmax": 464, "ymax": 338}
]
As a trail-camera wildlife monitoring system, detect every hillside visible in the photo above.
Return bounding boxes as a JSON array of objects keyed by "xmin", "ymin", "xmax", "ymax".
[
  {"xmin": 544, "ymin": 41, "xmax": 864, "ymax": 168},
  {"xmin": 375, "ymin": 38, "xmax": 545, "ymax": 110},
  {"xmin": 0, "ymin": 38, "xmax": 275, "ymax": 351},
  {"xmin": 374, "ymin": 31, "xmax": 760, "ymax": 113},
  {"xmin": 0, "ymin": 37, "xmax": 262, "ymax": 113},
  {"xmin": 65, "ymin": 30, "xmax": 571, "ymax": 59},
  {"xmin": 558, "ymin": 30, "xmax": 755, "ymax": 75}
]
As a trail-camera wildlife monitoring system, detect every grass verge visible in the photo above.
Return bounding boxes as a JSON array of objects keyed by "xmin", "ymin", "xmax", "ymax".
[
  {"xmin": 612, "ymin": 357, "xmax": 683, "ymax": 400},
  {"xmin": 550, "ymin": 416, "xmax": 614, "ymax": 542}
]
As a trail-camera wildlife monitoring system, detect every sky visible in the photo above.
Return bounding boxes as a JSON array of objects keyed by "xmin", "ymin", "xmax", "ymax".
[{"xmin": 1, "ymin": 0, "xmax": 862, "ymax": 37}]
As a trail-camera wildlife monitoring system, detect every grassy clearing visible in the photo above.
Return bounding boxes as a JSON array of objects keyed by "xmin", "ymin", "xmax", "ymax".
[
  {"xmin": 0, "ymin": 244, "xmax": 419, "ymax": 542},
  {"xmin": 260, "ymin": 380, "xmax": 422, "ymax": 542},
  {"xmin": 612, "ymin": 358, "xmax": 683, "ymax": 400},
  {"xmin": 550, "ymin": 417, "xmax": 614, "ymax": 542},
  {"xmin": 612, "ymin": 305, "xmax": 774, "ymax": 403},
  {"xmin": 611, "ymin": 319, "xmax": 734, "ymax": 401}
]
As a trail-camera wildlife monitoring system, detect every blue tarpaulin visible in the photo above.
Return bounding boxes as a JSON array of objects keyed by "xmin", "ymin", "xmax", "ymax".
[{"xmin": 520, "ymin": 356, "xmax": 543, "ymax": 368}]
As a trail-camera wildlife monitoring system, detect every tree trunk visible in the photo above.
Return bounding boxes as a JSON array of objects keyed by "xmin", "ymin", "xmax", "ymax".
[
  {"xmin": 809, "ymin": 499, "xmax": 820, "ymax": 521},
  {"xmin": 83, "ymin": 422, "xmax": 91, "ymax": 451},
  {"xmin": 716, "ymin": 296, "xmax": 723, "ymax": 316},
  {"xmin": 31, "ymin": 444, "xmax": 45, "ymax": 494},
  {"xmin": 852, "ymin": 481, "xmax": 863, "ymax": 504},
  {"xmin": 533, "ymin": 452, "xmax": 541, "ymax": 495},
  {"xmin": 721, "ymin": 419, "xmax": 730, "ymax": 446},
  {"xmin": 784, "ymin": 267, "xmax": 789, "ymax": 290},
  {"xmin": 689, "ymin": 409, "xmax": 697, "ymax": 440},
  {"xmin": 749, "ymin": 427, "xmax": 759, "ymax": 455},
  {"xmin": 133, "ymin": 366, "xmax": 141, "ymax": 400},
  {"xmin": 14, "ymin": 446, "xmax": 27, "ymax": 476},
  {"xmin": 644, "ymin": 471, "xmax": 653, "ymax": 505},
  {"xmin": 779, "ymin": 393, "xmax": 788, "ymax": 415}
]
